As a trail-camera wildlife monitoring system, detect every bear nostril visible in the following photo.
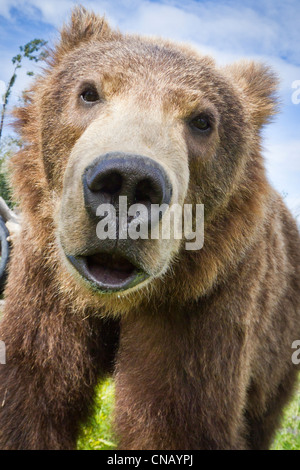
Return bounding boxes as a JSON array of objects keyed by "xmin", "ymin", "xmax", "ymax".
[
  {"xmin": 83, "ymin": 153, "xmax": 172, "ymax": 219},
  {"xmin": 88, "ymin": 171, "xmax": 123, "ymax": 196},
  {"xmin": 134, "ymin": 178, "xmax": 163, "ymax": 206}
]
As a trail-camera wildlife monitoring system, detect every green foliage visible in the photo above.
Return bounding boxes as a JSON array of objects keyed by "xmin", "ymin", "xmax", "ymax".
[
  {"xmin": 77, "ymin": 379, "xmax": 117, "ymax": 450},
  {"xmin": 0, "ymin": 39, "xmax": 47, "ymax": 204},
  {"xmin": 271, "ymin": 379, "xmax": 300, "ymax": 450},
  {"xmin": 78, "ymin": 375, "xmax": 300, "ymax": 450},
  {"xmin": 0, "ymin": 39, "xmax": 47, "ymax": 140},
  {"xmin": 20, "ymin": 39, "xmax": 48, "ymax": 62}
]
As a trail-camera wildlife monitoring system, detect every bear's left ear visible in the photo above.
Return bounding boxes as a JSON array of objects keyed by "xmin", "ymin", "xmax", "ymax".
[
  {"xmin": 54, "ymin": 6, "xmax": 116, "ymax": 59},
  {"xmin": 224, "ymin": 60, "xmax": 279, "ymax": 128}
]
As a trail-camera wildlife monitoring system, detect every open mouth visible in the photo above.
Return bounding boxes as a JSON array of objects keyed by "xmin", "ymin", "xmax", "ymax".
[{"xmin": 67, "ymin": 252, "xmax": 149, "ymax": 293}]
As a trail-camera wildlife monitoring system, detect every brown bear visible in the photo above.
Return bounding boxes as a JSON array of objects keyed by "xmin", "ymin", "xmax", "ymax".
[{"xmin": 0, "ymin": 6, "xmax": 299, "ymax": 450}]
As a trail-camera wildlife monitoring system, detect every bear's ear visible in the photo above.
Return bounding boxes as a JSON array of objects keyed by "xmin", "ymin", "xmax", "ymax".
[
  {"xmin": 55, "ymin": 6, "xmax": 115, "ymax": 59},
  {"xmin": 224, "ymin": 61, "xmax": 279, "ymax": 128}
]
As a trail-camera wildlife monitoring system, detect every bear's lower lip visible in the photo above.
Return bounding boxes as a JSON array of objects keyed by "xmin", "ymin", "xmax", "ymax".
[{"xmin": 67, "ymin": 252, "xmax": 149, "ymax": 292}]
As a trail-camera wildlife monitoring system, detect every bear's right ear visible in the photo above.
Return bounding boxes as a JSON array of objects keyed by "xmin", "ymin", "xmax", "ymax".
[
  {"xmin": 54, "ymin": 6, "xmax": 115, "ymax": 59},
  {"xmin": 224, "ymin": 60, "xmax": 279, "ymax": 129}
]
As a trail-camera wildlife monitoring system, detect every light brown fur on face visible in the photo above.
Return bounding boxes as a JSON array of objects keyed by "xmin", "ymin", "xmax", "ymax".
[{"xmin": 0, "ymin": 6, "xmax": 299, "ymax": 450}]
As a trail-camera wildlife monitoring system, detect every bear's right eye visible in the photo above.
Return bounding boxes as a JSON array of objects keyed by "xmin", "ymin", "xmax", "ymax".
[
  {"xmin": 80, "ymin": 87, "xmax": 100, "ymax": 104},
  {"xmin": 189, "ymin": 115, "xmax": 211, "ymax": 133}
]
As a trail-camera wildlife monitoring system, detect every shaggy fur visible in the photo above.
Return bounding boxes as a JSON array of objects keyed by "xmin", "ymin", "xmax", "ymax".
[{"xmin": 0, "ymin": 7, "xmax": 299, "ymax": 450}]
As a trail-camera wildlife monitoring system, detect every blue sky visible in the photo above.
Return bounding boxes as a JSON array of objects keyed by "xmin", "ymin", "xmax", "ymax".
[{"xmin": 0, "ymin": 0, "xmax": 299, "ymax": 216}]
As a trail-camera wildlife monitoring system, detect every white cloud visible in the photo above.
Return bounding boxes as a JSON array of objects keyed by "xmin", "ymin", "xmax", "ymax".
[
  {"xmin": 0, "ymin": 0, "xmax": 73, "ymax": 24},
  {"xmin": 1, "ymin": 0, "xmax": 299, "ymax": 112},
  {"xmin": 1, "ymin": 0, "xmax": 299, "ymax": 93}
]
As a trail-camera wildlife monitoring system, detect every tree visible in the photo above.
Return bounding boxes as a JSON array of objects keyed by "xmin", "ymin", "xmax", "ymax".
[{"xmin": 0, "ymin": 39, "xmax": 47, "ymax": 140}]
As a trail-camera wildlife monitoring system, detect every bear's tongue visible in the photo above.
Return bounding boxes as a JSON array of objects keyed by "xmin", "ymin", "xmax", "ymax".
[{"xmin": 86, "ymin": 253, "xmax": 136, "ymax": 286}]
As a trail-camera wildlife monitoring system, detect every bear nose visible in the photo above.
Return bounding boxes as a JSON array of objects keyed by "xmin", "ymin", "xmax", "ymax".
[{"xmin": 82, "ymin": 152, "xmax": 172, "ymax": 217}]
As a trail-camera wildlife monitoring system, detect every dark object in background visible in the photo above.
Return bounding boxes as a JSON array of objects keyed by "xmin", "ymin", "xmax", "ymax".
[
  {"xmin": 0, "ymin": 197, "xmax": 20, "ymax": 295},
  {"xmin": 0, "ymin": 216, "xmax": 10, "ymax": 294}
]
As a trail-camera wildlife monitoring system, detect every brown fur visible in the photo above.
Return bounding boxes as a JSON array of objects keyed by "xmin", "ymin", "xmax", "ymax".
[{"xmin": 0, "ymin": 7, "xmax": 299, "ymax": 449}]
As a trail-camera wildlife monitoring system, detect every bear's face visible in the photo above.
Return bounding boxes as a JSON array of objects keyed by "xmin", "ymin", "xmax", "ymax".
[
  {"xmin": 52, "ymin": 40, "xmax": 243, "ymax": 295},
  {"xmin": 17, "ymin": 9, "xmax": 278, "ymax": 312}
]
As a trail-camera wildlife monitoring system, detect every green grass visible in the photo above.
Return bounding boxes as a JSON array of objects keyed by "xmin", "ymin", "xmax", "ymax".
[
  {"xmin": 77, "ymin": 379, "xmax": 116, "ymax": 450},
  {"xmin": 77, "ymin": 376, "xmax": 300, "ymax": 450},
  {"xmin": 271, "ymin": 379, "xmax": 300, "ymax": 450}
]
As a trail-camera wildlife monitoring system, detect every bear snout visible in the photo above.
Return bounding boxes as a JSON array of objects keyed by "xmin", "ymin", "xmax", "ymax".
[
  {"xmin": 82, "ymin": 152, "xmax": 173, "ymax": 219},
  {"xmin": 60, "ymin": 152, "xmax": 174, "ymax": 293}
]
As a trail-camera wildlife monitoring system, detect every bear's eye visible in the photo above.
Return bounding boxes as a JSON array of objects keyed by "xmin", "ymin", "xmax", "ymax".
[
  {"xmin": 80, "ymin": 87, "xmax": 100, "ymax": 104},
  {"xmin": 190, "ymin": 115, "xmax": 211, "ymax": 132}
]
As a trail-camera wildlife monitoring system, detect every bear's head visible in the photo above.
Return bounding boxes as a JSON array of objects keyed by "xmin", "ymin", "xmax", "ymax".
[{"xmin": 12, "ymin": 7, "xmax": 278, "ymax": 315}]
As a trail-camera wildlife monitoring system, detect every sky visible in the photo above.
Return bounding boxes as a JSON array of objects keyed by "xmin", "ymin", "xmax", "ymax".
[{"xmin": 0, "ymin": 0, "xmax": 299, "ymax": 216}]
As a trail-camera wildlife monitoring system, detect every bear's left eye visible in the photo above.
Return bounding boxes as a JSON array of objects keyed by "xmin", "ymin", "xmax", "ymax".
[
  {"xmin": 80, "ymin": 87, "xmax": 100, "ymax": 104},
  {"xmin": 189, "ymin": 115, "xmax": 211, "ymax": 132}
]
